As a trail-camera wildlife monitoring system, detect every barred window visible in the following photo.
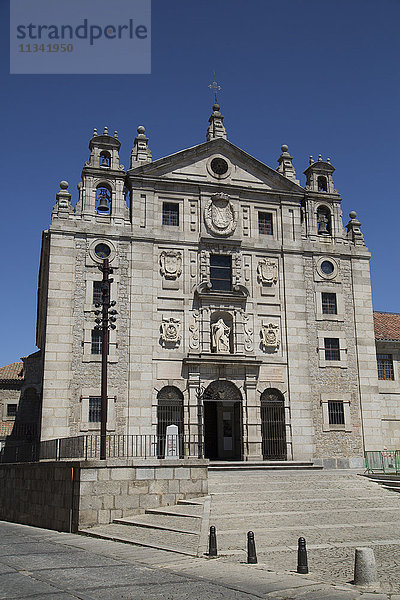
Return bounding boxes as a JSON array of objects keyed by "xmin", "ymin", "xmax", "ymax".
[
  {"xmin": 162, "ymin": 202, "xmax": 179, "ymax": 226},
  {"xmin": 258, "ymin": 212, "xmax": 273, "ymax": 235},
  {"xmin": 210, "ymin": 255, "xmax": 232, "ymax": 291},
  {"xmin": 89, "ymin": 397, "xmax": 101, "ymax": 423},
  {"xmin": 328, "ymin": 401, "xmax": 345, "ymax": 425},
  {"xmin": 91, "ymin": 330, "xmax": 102, "ymax": 355},
  {"xmin": 93, "ymin": 281, "xmax": 102, "ymax": 305},
  {"xmin": 7, "ymin": 404, "xmax": 17, "ymax": 417},
  {"xmin": 377, "ymin": 354, "xmax": 394, "ymax": 380},
  {"xmin": 324, "ymin": 338, "xmax": 340, "ymax": 361},
  {"xmin": 322, "ymin": 292, "xmax": 337, "ymax": 315}
]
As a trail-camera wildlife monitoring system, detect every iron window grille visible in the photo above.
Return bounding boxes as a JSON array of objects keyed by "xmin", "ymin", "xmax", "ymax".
[
  {"xmin": 328, "ymin": 400, "xmax": 345, "ymax": 425},
  {"xmin": 324, "ymin": 337, "xmax": 340, "ymax": 361},
  {"xmin": 93, "ymin": 281, "xmax": 102, "ymax": 305},
  {"xmin": 322, "ymin": 292, "xmax": 337, "ymax": 315},
  {"xmin": 89, "ymin": 397, "xmax": 102, "ymax": 423},
  {"xmin": 162, "ymin": 202, "xmax": 179, "ymax": 226},
  {"xmin": 210, "ymin": 254, "xmax": 232, "ymax": 291},
  {"xmin": 258, "ymin": 212, "xmax": 273, "ymax": 235},
  {"xmin": 7, "ymin": 404, "xmax": 17, "ymax": 417},
  {"xmin": 377, "ymin": 354, "xmax": 394, "ymax": 380}
]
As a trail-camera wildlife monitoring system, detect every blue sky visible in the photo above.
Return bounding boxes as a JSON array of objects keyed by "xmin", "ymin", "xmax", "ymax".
[{"xmin": 1, "ymin": 0, "xmax": 399, "ymax": 366}]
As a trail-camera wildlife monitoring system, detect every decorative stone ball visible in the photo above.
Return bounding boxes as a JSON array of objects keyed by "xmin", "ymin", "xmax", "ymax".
[
  {"xmin": 60, "ymin": 181, "xmax": 69, "ymax": 189},
  {"xmin": 137, "ymin": 125, "xmax": 145, "ymax": 134},
  {"xmin": 213, "ymin": 103, "xmax": 220, "ymax": 112},
  {"xmin": 349, "ymin": 211, "xmax": 357, "ymax": 219},
  {"xmin": 281, "ymin": 144, "xmax": 289, "ymax": 152}
]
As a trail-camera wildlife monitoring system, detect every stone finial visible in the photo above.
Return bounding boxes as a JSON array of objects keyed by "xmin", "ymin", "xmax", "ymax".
[
  {"xmin": 346, "ymin": 211, "xmax": 365, "ymax": 245},
  {"xmin": 206, "ymin": 102, "xmax": 227, "ymax": 142},
  {"xmin": 130, "ymin": 125, "xmax": 152, "ymax": 168},
  {"xmin": 318, "ymin": 154, "xmax": 322, "ymax": 161},
  {"xmin": 103, "ymin": 126, "xmax": 108, "ymax": 135},
  {"xmin": 114, "ymin": 130, "xmax": 118, "ymax": 138},
  {"xmin": 309, "ymin": 156, "xmax": 314, "ymax": 165},
  {"xmin": 277, "ymin": 144, "xmax": 299, "ymax": 184},
  {"xmin": 53, "ymin": 180, "xmax": 73, "ymax": 219},
  {"xmin": 93, "ymin": 128, "xmax": 98, "ymax": 137}
]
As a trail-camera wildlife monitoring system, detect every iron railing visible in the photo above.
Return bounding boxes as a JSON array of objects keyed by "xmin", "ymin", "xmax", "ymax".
[
  {"xmin": 365, "ymin": 450, "xmax": 400, "ymax": 474},
  {"xmin": 0, "ymin": 434, "xmax": 201, "ymax": 463}
]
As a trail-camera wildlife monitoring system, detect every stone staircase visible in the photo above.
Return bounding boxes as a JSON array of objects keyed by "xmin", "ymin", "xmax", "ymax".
[
  {"xmin": 80, "ymin": 497, "xmax": 209, "ymax": 557},
  {"xmin": 362, "ymin": 472, "xmax": 400, "ymax": 492}
]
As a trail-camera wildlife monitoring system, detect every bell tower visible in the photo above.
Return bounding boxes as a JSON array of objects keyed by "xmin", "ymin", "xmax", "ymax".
[{"xmin": 75, "ymin": 127, "xmax": 128, "ymax": 223}]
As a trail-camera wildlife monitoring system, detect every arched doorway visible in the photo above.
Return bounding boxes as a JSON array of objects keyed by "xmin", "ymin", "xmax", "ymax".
[
  {"xmin": 203, "ymin": 380, "xmax": 242, "ymax": 460},
  {"xmin": 261, "ymin": 388, "xmax": 287, "ymax": 460}
]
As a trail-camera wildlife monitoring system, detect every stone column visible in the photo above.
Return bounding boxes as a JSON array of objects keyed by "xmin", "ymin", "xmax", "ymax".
[
  {"xmin": 243, "ymin": 369, "xmax": 262, "ymax": 461},
  {"xmin": 187, "ymin": 367, "xmax": 202, "ymax": 457}
]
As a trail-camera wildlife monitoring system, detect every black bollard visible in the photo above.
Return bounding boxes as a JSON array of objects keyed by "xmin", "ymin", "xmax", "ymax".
[
  {"xmin": 247, "ymin": 531, "xmax": 257, "ymax": 564},
  {"xmin": 209, "ymin": 526, "xmax": 217, "ymax": 557},
  {"xmin": 297, "ymin": 537, "xmax": 308, "ymax": 574}
]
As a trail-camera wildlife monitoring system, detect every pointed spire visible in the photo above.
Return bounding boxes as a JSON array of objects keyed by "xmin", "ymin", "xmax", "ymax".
[
  {"xmin": 277, "ymin": 145, "xmax": 299, "ymax": 183},
  {"xmin": 207, "ymin": 102, "xmax": 227, "ymax": 142},
  {"xmin": 130, "ymin": 125, "xmax": 152, "ymax": 168}
]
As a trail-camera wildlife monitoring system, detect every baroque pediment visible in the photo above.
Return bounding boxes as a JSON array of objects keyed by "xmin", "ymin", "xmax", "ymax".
[{"xmin": 128, "ymin": 138, "xmax": 304, "ymax": 194}]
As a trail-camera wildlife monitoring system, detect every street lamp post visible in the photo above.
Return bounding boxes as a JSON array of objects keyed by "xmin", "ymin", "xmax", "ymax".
[{"xmin": 94, "ymin": 258, "xmax": 117, "ymax": 460}]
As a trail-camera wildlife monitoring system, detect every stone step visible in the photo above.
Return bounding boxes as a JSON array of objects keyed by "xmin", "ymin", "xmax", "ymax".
[
  {"xmin": 114, "ymin": 513, "xmax": 200, "ymax": 534},
  {"xmin": 208, "ymin": 460, "xmax": 323, "ymax": 471},
  {"xmin": 145, "ymin": 506, "xmax": 203, "ymax": 518}
]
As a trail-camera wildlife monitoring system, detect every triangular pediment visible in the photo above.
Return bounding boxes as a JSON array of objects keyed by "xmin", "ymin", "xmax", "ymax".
[{"xmin": 128, "ymin": 138, "xmax": 304, "ymax": 193}]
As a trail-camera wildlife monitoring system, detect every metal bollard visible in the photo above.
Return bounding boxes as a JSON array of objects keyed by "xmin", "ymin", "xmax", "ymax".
[
  {"xmin": 208, "ymin": 525, "xmax": 217, "ymax": 557},
  {"xmin": 247, "ymin": 531, "xmax": 257, "ymax": 564},
  {"xmin": 297, "ymin": 537, "xmax": 308, "ymax": 574}
]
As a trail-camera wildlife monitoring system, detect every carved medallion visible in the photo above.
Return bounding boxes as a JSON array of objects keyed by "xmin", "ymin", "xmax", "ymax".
[
  {"xmin": 257, "ymin": 259, "xmax": 278, "ymax": 285},
  {"xmin": 204, "ymin": 193, "xmax": 237, "ymax": 236},
  {"xmin": 160, "ymin": 250, "xmax": 182, "ymax": 280},
  {"xmin": 261, "ymin": 323, "xmax": 280, "ymax": 351},
  {"xmin": 161, "ymin": 317, "xmax": 181, "ymax": 346}
]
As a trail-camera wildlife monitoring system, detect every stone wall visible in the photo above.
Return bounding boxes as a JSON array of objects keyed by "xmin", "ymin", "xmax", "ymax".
[{"xmin": 0, "ymin": 458, "xmax": 208, "ymax": 532}]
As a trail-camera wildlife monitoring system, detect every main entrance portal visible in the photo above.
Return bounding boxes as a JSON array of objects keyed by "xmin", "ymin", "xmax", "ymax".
[{"xmin": 203, "ymin": 381, "xmax": 242, "ymax": 460}]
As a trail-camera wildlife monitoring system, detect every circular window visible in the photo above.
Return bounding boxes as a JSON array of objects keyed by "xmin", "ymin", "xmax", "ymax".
[
  {"xmin": 94, "ymin": 243, "xmax": 111, "ymax": 259},
  {"xmin": 321, "ymin": 260, "xmax": 334, "ymax": 275},
  {"xmin": 210, "ymin": 157, "xmax": 229, "ymax": 175}
]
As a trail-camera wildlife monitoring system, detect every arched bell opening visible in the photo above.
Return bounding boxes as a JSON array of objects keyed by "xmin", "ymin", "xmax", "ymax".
[
  {"xmin": 96, "ymin": 184, "xmax": 112, "ymax": 215},
  {"xmin": 203, "ymin": 380, "xmax": 243, "ymax": 460},
  {"xmin": 261, "ymin": 388, "xmax": 287, "ymax": 460},
  {"xmin": 317, "ymin": 175, "xmax": 327, "ymax": 192},
  {"xmin": 316, "ymin": 205, "xmax": 332, "ymax": 236},
  {"xmin": 99, "ymin": 151, "xmax": 111, "ymax": 168}
]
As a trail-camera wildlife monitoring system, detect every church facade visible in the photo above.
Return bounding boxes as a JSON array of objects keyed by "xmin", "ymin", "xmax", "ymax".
[{"xmin": 36, "ymin": 103, "xmax": 384, "ymax": 467}]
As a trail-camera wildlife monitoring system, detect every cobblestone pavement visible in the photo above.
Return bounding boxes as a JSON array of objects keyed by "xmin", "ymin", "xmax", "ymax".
[{"xmin": 208, "ymin": 469, "xmax": 400, "ymax": 593}]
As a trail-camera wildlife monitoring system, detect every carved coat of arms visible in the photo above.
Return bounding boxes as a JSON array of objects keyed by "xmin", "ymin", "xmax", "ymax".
[
  {"xmin": 160, "ymin": 251, "xmax": 182, "ymax": 280},
  {"xmin": 257, "ymin": 259, "xmax": 278, "ymax": 285},
  {"xmin": 161, "ymin": 317, "xmax": 181, "ymax": 345},
  {"xmin": 204, "ymin": 193, "xmax": 237, "ymax": 236},
  {"xmin": 261, "ymin": 323, "xmax": 280, "ymax": 351}
]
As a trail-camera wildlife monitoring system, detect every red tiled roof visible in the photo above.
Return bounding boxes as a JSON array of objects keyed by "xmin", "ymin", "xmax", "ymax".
[
  {"xmin": 374, "ymin": 312, "xmax": 400, "ymax": 341},
  {"xmin": 0, "ymin": 422, "xmax": 14, "ymax": 437},
  {"xmin": 0, "ymin": 362, "xmax": 23, "ymax": 382}
]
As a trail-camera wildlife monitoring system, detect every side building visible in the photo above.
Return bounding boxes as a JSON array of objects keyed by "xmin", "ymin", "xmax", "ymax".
[{"xmin": 35, "ymin": 104, "xmax": 383, "ymax": 467}]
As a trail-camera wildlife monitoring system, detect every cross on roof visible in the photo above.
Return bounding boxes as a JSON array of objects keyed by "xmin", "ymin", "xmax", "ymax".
[{"xmin": 209, "ymin": 76, "xmax": 222, "ymax": 103}]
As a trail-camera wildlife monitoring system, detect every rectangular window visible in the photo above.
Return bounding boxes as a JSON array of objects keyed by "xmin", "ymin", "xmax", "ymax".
[
  {"xmin": 93, "ymin": 281, "xmax": 102, "ymax": 305},
  {"xmin": 328, "ymin": 401, "xmax": 345, "ymax": 425},
  {"xmin": 91, "ymin": 330, "xmax": 102, "ymax": 355},
  {"xmin": 377, "ymin": 354, "xmax": 394, "ymax": 380},
  {"xmin": 162, "ymin": 202, "xmax": 179, "ymax": 226},
  {"xmin": 324, "ymin": 338, "xmax": 340, "ymax": 361},
  {"xmin": 210, "ymin": 254, "xmax": 232, "ymax": 291},
  {"xmin": 258, "ymin": 212, "xmax": 273, "ymax": 235},
  {"xmin": 322, "ymin": 292, "xmax": 337, "ymax": 315},
  {"xmin": 7, "ymin": 404, "xmax": 17, "ymax": 417},
  {"xmin": 89, "ymin": 397, "xmax": 101, "ymax": 423}
]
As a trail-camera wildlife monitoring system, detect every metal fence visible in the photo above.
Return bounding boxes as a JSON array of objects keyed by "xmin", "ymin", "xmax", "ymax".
[
  {"xmin": 0, "ymin": 434, "xmax": 201, "ymax": 463},
  {"xmin": 365, "ymin": 450, "xmax": 400, "ymax": 474}
]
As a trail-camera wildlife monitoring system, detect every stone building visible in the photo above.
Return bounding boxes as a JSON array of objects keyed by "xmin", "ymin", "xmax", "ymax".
[{"xmin": 34, "ymin": 102, "xmax": 385, "ymax": 467}]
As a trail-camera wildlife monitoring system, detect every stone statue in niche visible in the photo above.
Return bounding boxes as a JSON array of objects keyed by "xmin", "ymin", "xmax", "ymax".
[
  {"xmin": 261, "ymin": 323, "xmax": 280, "ymax": 351},
  {"xmin": 160, "ymin": 317, "xmax": 181, "ymax": 346},
  {"xmin": 212, "ymin": 318, "xmax": 231, "ymax": 353},
  {"xmin": 204, "ymin": 193, "xmax": 237, "ymax": 236},
  {"xmin": 160, "ymin": 251, "xmax": 182, "ymax": 280},
  {"xmin": 257, "ymin": 259, "xmax": 278, "ymax": 286}
]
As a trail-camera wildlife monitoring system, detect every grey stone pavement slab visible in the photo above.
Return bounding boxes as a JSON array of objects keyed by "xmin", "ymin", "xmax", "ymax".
[{"xmin": 0, "ymin": 520, "xmax": 396, "ymax": 600}]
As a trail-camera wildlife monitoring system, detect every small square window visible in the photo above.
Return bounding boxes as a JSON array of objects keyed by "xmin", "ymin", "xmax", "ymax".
[
  {"xmin": 89, "ymin": 397, "xmax": 101, "ymax": 423},
  {"xmin": 377, "ymin": 354, "xmax": 394, "ymax": 380},
  {"xmin": 322, "ymin": 292, "xmax": 337, "ymax": 315},
  {"xmin": 7, "ymin": 404, "xmax": 17, "ymax": 417},
  {"xmin": 93, "ymin": 281, "xmax": 102, "ymax": 305},
  {"xmin": 91, "ymin": 330, "xmax": 102, "ymax": 355},
  {"xmin": 258, "ymin": 212, "xmax": 273, "ymax": 235},
  {"xmin": 162, "ymin": 202, "xmax": 179, "ymax": 226},
  {"xmin": 324, "ymin": 338, "xmax": 340, "ymax": 361},
  {"xmin": 328, "ymin": 401, "xmax": 345, "ymax": 425}
]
